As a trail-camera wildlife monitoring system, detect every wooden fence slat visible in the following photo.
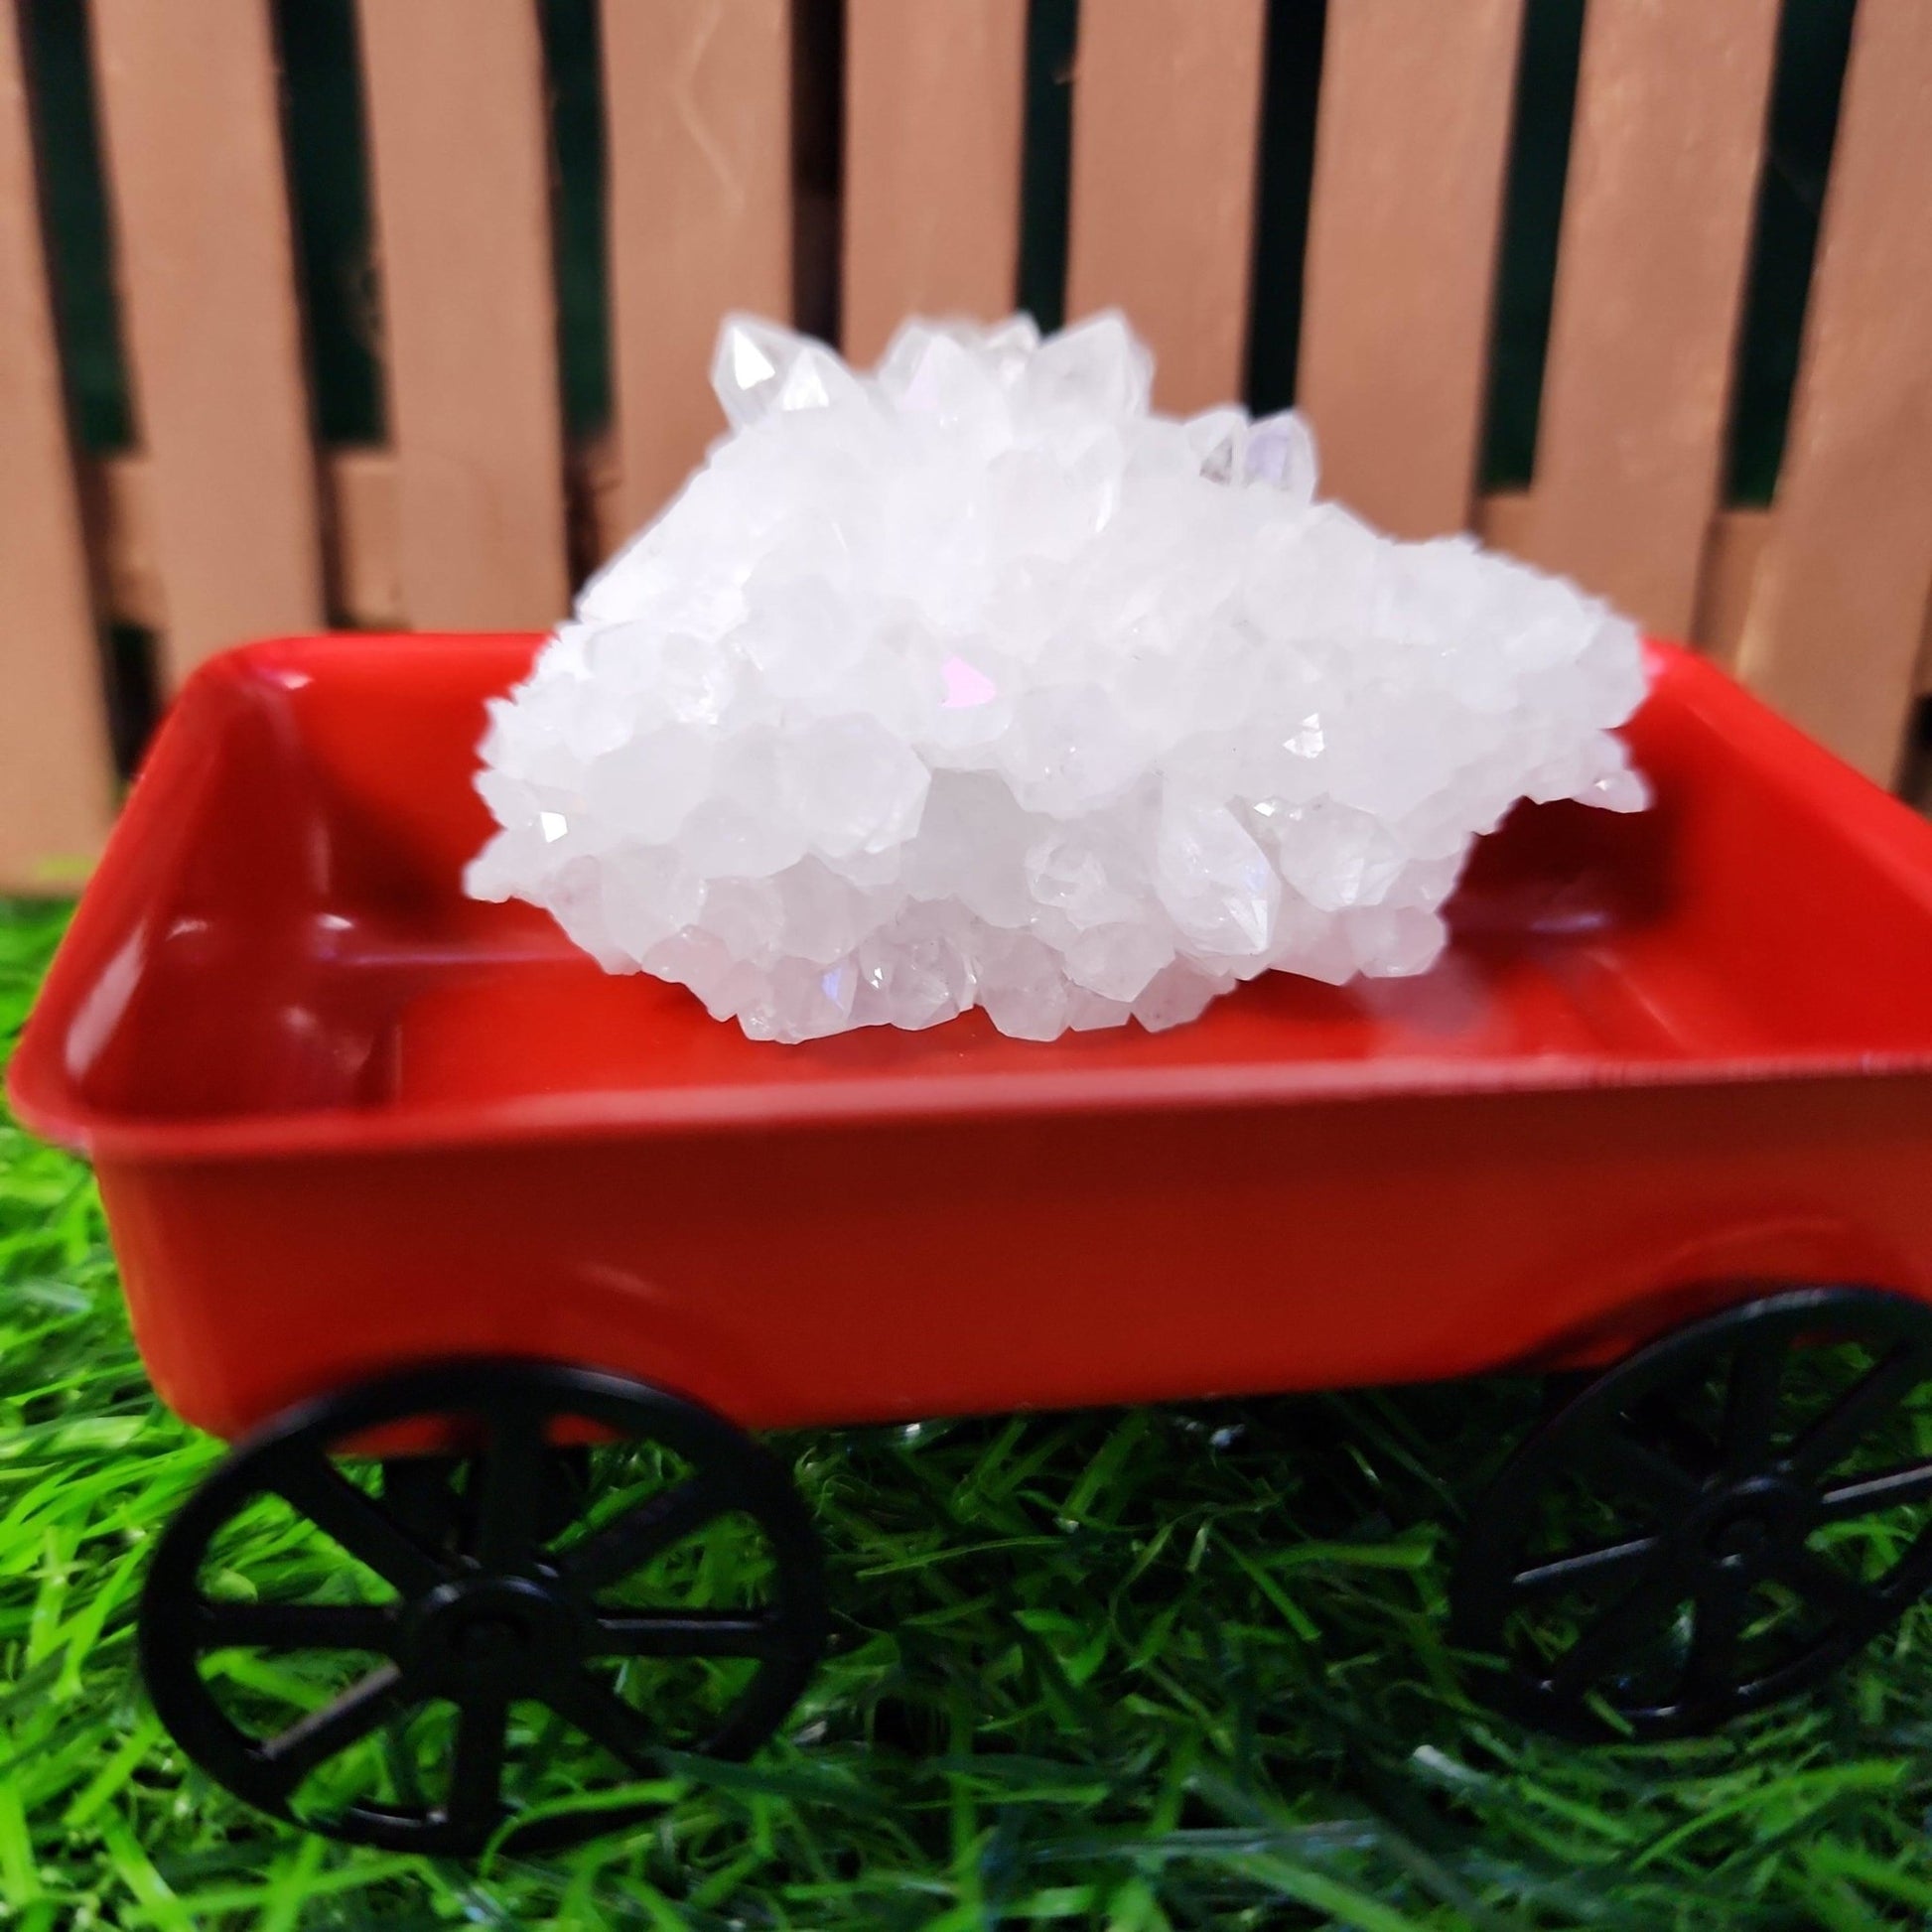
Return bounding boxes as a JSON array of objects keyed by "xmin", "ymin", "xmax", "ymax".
[
  {"xmin": 1736, "ymin": 0, "xmax": 1932, "ymax": 784},
  {"xmin": 77, "ymin": 453, "xmax": 153, "ymax": 626},
  {"xmin": 89, "ymin": 0, "xmax": 323, "ymax": 682},
  {"xmin": 356, "ymin": 0, "xmax": 568, "ymax": 629},
  {"xmin": 1064, "ymin": 0, "xmax": 1268, "ymax": 414},
  {"xmin": 1522, "ymin": 0, "xmax": 1779, "ymax": 639},
  {"xmin": 600, "ymin": 0, "xmax": 792, "ymax": 538},
  {"xmin": 1296, "ymin": 0, "xmax": 1523, "ymax": 540},
  {"xmin": 86, "ymin": 448, "xmax": 403, "ymax": 633},
  {"xmin": 1691, "ymin": 508, "xmax": 1770, "ymax": 673},
  {"xmin": 0, "ymin": 0, "xmax": 112, "ymax": 892},
  {"xmin": 327, "ymin": 447, "xmax": 402, "ymax": 628},
  {"xmin": 842, "ymin": 0, "xmax": 1027, "ymax": 369}
]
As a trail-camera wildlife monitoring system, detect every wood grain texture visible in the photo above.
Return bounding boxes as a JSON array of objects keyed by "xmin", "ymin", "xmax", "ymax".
[
  {"xmin": 0, "ymin": 0, "xmax": 112, "ymax": 891},
  {"xmin": 1064, "ymin": 0, "xmax": 1268, "ymax": 413},
  {"xmin": 327, "ymin": 447, "xmax": 402, "ymax": 626},
  {"xmin": 601, "ymin": 0, "xmax": 792, "ymax": 532},
  {"xmin": 1297, "ymin": 0, "xmax": 1523, "ymax": 539},
  {"xmin": 1522, "ymin": 0, "xmax": 1779, "ymax": 637},
  {"xmin": 1693, "ymin": 507, "xmax": 1770, "ymax": 672},
  {"xmin": 89, "ymin": 0, "xmax": 323, "ymax": 682},
  {"xmin": 842, "ymin": 0, "xmax": 1027, "ymax": 367},
  {"xmin": 87, "ymin": 448, "xmax": 400, "ymax": 632},
  {"xmin": 1736, "ymin": 0, "xmax": 1932, "ymax": 783},
  {"xmin": 357, "ymin": 0, "xmax": 569, "ymax": 627}
]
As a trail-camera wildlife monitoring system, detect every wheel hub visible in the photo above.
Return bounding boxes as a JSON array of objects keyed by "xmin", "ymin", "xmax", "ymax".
[
  {"xmin": 408, "ymin": 1574, "xmax": 581, "ymax": 1691},
  {"xmin": 1691, "ymin": 1475, "xmax": 1807, "ymax": 1573}
]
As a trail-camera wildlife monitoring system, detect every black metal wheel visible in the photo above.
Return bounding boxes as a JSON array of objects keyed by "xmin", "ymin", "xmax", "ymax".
[
  {"xmin": 140, "ymin": 1360, "xmax": 826, "ymax": 1855},
  {"xmin": 1451, "ymin": 1287, "xmax": 1932, "ymax": 1739}
]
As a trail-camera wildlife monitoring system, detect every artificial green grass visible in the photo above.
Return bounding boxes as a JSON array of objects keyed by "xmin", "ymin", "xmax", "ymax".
[{"xmin": 6, "ymin": 897, "xmax": 1932, "ymax": 1929}]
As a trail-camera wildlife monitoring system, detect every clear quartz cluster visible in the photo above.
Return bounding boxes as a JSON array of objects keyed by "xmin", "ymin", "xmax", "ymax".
[{"xmin": 467, "ymin": 312, "xmax": 1648, "ymax": 1042}]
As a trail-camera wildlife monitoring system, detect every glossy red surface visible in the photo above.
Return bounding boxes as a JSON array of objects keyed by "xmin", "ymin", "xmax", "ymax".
[{"xmin": 12, "ymin": 634, "xmax": 1932, "ymax": 1438}]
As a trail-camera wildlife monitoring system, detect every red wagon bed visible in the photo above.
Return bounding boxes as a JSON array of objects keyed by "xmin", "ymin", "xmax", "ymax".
[{"xmin": 13, "ymin": 633, "xmax": 1932, "ymax": 1442}]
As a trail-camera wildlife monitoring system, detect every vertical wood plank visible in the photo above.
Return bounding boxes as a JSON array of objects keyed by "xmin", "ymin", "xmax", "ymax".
[
  {"xmin": 1691, "ymin": 507, "xmax": 1770, "ymax": 672},
  {"xmin": 1296, "ymin": 0, "xmax": 1523, "ymax": 540},
  {"xmin": 1523, "ymin": 0, "xmax": 1779, "ymax": 637},
  {"xmin": 0, "ymin": 0, "xmax": 112, "ymax": 890},
  {"xmin": 357, "ymin": 0, "xmax": 569, "ymax": 629},
  {"xmin": 842, "ymin": 0, "xmax": 1028, "ymax": 369},
  {"xmin": 1736, "ymin": 0, "xmax": 1932, "ymax": 783},
  {"xmin": 89, "ymin": 0, "xmax": 323, "ymax": 681},
  {"xmin": 327, "ymin": 448, "xmax": 402, "ymax": 627},
  {"xmin": 601, "ymin": 0, "xmax": 792, "ymax": 536},
  {"xmin": 1064, "ymin": 0, "xmax": 1268, "ymax": 414}
]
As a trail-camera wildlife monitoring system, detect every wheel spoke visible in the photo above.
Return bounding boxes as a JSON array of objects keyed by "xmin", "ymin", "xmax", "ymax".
[
  {"xmin": 381, "ymin": 1456, "xmax": 466, "ymax": 1548},
  {"xmin": 542, "ymin": 1669, "xmax": 662, "ymax": 1773},
  {"xmin": 1723, "ymin": 1337, "xmax": 1785, "ymax": 1475},
  {"xmin": 196, "ymin": 1598, "xmax": 399, "ymax": 1654},
  {"xmin": 1768, "ymin": 1545, "xmax": 1885, "ymax": 1632},
  {"xmin": 564, "ymin": 1467, "xmax": 734, "ymax": 1595},
  {"xmin": 473, "ymin": 1402, "xmax": 551, "ymax": 1571},
  {"xmin": 256, "ymin": 1662, "xmax": 414, "ymax": 1797},
  {"xmin": 1509, "ymin": 1534, "xmax": 1660, "ymax": 1598},
  {"xmin": 1547, "ymin": 1562, "xmax": 1684, "ymax": 1698},
  {"xmin": 446, "ymin": 1685, "xmax": 510, "ymax": 1833},
  {"xmin": 586, "ymin": 1608, "xmax": 779, "ymax": 1659},
  {"xmin": 1789, "ymin": 1344, "xmax": 1932, "ymax": 1482},
  {"xmin": 1679, "ymin": 1572, "xmax": 1750, "ymax": 1704},
  {"xmin": 268, "ymin": 1449, "xmax": 451, "ymax": 1597},
  {"xmin": 1817, "ymin": 1460, "xmax": 1932, "ymax": 1520}
]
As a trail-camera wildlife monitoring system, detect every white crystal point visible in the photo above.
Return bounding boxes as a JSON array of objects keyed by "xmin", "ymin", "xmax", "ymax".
[
  {"xmin": 1186, "ymin": 405, "xmax": 1248, "ymax": 483},
  {"xmin": 979, "ymin": 312, "xmax": 1041, "ymax": 376},
  {"xmin": 470, "ymin": 308, "xmax": 1650, "ymax": 1042},
  {"xmin": 712, "ymin": 314, "xmax": 822, "ymax": 428},
  {"xmin": 1156, "ymin": 795, "xmax": 1281, "ymax": 955},
  {"xmin": 777, "ymin": 341, "xmax": 865, "ymax": 416},
  {"xmin": 1244, "ymin": 410, "xmax": 1318, "ymax": 502},
  {"xmin": 876, "ymin": 321, "xmax": 1007, "ymax": 429},
  {"xmin": 1025, "ymin": 310, "xmax": 1154, "ymax": 421}
]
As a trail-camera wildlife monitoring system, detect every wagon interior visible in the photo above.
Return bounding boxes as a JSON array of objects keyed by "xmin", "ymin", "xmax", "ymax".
[{"xmin": 47, "ymin": 635, "xmax": 1932, "ymax": 1136}]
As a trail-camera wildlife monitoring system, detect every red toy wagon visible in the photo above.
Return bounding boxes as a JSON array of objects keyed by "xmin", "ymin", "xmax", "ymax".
[{"xmin": 14, "ymin": 632, "xmax": 1932, "ymax": 1854}]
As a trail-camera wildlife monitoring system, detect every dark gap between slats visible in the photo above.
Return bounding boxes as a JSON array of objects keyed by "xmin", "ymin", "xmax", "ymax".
[
  {"xmin": 1244, "ymin": 0, "xmax": 1326, "ymax": 416},
  {"xmin": 22, "ymin": 0, "xmax": 129, "ymax": 452},
  {"xmin": 793, "ymin": 0, "xmax": 844, "ymax": 348},
  {"xmin": 539, "ymin": 0, "xmax": 612, "ymax": 583},
  {"xmin": 101, "ymin": 625, "xmax": 160, "ymax": 782},
  {"xmin": 1479, "ymin": 0, "xmax": 1585, "ymax": 492},
  {"xmin": 1018, "ymin": 0, "xmax": 1078, "ymax": 335},
  {"xmin": 274, "ymin": 0, "xmax": 382, "ymax": 446},
  {"xmin": 541, "ymin": 0, "xmax": 612, "ymax": 445},
  {"xmin": 22, "ymin": 0, "xmax": 153, "ymax": 777},
  {"xmin": 1725, "ymin": 0, "xmax": 1857, "ymax": 508}
]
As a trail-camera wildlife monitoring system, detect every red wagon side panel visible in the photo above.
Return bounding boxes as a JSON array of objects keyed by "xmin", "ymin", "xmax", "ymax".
[{"xmin": 98, "ymin": 1072, "xmax": 1932, "ymax": 1440}]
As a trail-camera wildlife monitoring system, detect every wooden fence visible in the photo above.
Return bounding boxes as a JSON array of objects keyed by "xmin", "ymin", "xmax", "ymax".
[{"xmin": 4, "ymin": 0, "xmax": 1932, "ymax": 894}]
